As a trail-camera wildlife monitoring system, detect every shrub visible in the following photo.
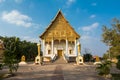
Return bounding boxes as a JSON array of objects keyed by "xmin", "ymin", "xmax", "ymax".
[
  {"xmin": 96, "ymin": 60, "xmax": 112, "ymax": 76},
  {"xmin": 116, "ymin": 55, "xmax": 120, "ymax": 70},
  {"xmin": 3, "ymin": 50, "xmax": 19, "ymax": 74}
]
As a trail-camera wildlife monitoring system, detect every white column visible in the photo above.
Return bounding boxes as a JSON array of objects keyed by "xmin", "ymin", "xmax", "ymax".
[
  {"xmin": 51, "ymin": 39, "xmax": 54, "ymax": 54},
  {"xmin": 43, "ymin": 40, "xmax": 45, "ymax": 56},
  {"xmin": 66, "ymin": 39, "xmax": 68, "ymax": 55},
  {"xmin": 75, "ymin": 39, "xmax": 77, "ymax": 56}
]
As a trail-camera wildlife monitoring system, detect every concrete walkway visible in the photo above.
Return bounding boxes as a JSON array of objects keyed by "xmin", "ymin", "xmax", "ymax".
[
  {"xmin": 1, "ymin": 63, "xmax": 110, "ymax": 80},
  {"xmin": 51, "ymin": 65, "xmax": 64, "ymax": 80}
]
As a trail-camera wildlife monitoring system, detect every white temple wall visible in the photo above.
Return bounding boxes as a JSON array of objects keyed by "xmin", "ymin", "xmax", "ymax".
[{"xmin": 44, "ymin": 41, "xmax": 76, "ymax": 56}]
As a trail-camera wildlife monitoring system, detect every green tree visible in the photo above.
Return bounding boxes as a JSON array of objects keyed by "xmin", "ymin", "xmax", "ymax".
[
  {"xmin": 19, "ymin": 40, "xmax": 37, "ymax": 61},
  {"xmin": 103, "ymin": 53, "xmax": 109, "ymax": 60},
  {"xmin": 3, "ymin": 37, "xmax": 19, "ymax": 74},
  {"xmin": 0, "ymin": 36, "xmax": 38, "ymax": 61},
  {"xmin": 0, "ymin": 36, "xmax": 38, "ymax": 74},
  {"xmin": 102, "ymin": 18, "xmax": 120, "ymax": 58},
  {"xmin": 83, "ymin": 48, "xmax": 93, "ymax": 62},
  {"xmin": 83, "ymin": 54, "xmax": 93, "ymax": 62}
]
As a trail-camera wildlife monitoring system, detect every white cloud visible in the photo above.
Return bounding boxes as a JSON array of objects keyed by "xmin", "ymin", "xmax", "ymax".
[
  {"xmin": 0, "ymin": 0, "xmax": 5, "ymax": 3},
  {"xmin": 22, "ymin": 36, "xmax": 38, "ymax": 43},
  {"xmin": 66, "ymin": 0, "xmax": 75, "ymax": 7},
  {"xmin": 81, "ymin": 35, "xmax": 91, "ymax": 40},
  {"xmin": 82, "ymin": 22, "xmax": 99, "ymax": 31},
  {"xmin": 2, "ymin": 10, "xmax": 32, "ymax": 27},
  {"xmin": 80, "ymin": 35, "xmax": 107, "ymax": 57},
  {"xmin": 91, "ymin": 3, "xmax": 97, "ymax": 6},
  {"xmin": 90, "ymin": 14, "xmax": 96, "ymax": 18}
]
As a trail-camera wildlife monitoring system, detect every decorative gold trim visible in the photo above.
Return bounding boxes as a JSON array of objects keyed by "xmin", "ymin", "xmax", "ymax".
[{"xmin": 40, "ymin": 10, "xmax": 80, "ymax": 40}]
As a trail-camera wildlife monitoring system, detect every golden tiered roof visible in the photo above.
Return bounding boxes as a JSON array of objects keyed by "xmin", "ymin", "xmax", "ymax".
[{"xmin": 40, "ymin": 10, "xmax": 80, "ymax": 42}]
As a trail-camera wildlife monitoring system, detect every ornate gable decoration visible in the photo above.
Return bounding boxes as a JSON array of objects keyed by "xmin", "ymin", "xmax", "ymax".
[{"xmin": 40, "ymin": 10, "xmax": 80, "ymax": 41}]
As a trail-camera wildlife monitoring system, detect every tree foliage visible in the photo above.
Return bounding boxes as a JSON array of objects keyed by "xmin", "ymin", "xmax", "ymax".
[
  {"xmin": 0, "ymin": 36, "xmax": 38, "ymax": 74},
  {"xmin": 3, "ymin": 37, "xmax": 19, "ymax": 74},
  {"xmin": 83, "ymin": 48, "xmax": 93, "ymax": 62},
  {"xmin": 0, "ymin": 36, "xmax": 38, "ymax": 61},
  {"xmin": 102, "ymin": 18, "xmax": 120, "ymax": 58},
  {"xmin": 103, "ymin": 53, "xmax": 109, "ymax": 60},
  {"xmin": 96, "ymin": 60, "xmax": 112, "ymax": 76}
]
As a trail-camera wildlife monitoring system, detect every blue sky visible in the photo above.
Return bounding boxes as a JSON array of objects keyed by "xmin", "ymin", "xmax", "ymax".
[{"xmin": 0, "ymin": 0, "xmax": 120, "ymax": 56}]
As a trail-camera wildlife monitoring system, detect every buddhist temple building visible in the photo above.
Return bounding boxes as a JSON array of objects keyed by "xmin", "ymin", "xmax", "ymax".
[{"xmin": 40, "ymin": 10, "xmax": 80, "ymax": 62}]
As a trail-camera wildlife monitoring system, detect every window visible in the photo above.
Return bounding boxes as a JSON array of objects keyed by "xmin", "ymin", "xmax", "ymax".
[
  {"xmin": 69, "ymin": 50, "xmax": 73, "ymax": 54},
  {"xmin": 48, "ymin": 50, "xmax": 51, "ymax": 54}
]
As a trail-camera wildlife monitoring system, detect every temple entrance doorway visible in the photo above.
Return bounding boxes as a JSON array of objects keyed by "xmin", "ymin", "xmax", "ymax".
[{"xmin": 57, "ymin": 50, "xmax": 62, "ymax": 57}]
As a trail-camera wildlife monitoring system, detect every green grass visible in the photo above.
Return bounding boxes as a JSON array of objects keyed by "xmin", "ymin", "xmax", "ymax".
[{"xmin": 112, "ymin": 74, "xmax": 120, "ymax": 80}]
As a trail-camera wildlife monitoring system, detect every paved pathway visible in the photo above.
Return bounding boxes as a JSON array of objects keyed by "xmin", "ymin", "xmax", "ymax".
[
  {"xmin": 51, "ymin": 65, "xmax": 64, "ymax": 80},
  {"xmin": 1, "ymin": 63, "xmax": 110, "ymax": 80}
]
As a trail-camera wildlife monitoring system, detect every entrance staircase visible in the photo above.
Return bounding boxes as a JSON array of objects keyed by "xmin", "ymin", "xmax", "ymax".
[{"xmin": 53, "ymin": 56, "xmax": 66, "ymax": 64}]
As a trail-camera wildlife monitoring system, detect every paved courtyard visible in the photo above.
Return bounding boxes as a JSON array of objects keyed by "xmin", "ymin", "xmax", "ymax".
[{"xmin": 1, "ymin": 63, "xmax": 110, "ymax": 80}]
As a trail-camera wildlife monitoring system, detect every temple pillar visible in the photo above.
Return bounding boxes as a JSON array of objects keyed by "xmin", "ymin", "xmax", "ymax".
[
  {"xmin": 75, "ymin": 39, "xmax": 77, "ymax": 55},
  {"xmin": 43, "ymin": 40, "xmax": 45, "ymax": 56},
  {"xmin": 66, "ymin": 39, "xmax": 68, "ymax": 55},
  {"xmin": 51, "ymin": 39, "xmax": 54, "ymax": 54}
]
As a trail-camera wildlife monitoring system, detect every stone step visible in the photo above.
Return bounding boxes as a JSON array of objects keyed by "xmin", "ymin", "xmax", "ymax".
[
  {"xmin": 53, "ymin": 57, "xmax": 66, "ymax": 64},
  {"xmin": 43, "ymin": 61, "xmax": 52, "ymax": 65},
  {"xmin": 69, "ymin": 57, "xmax": 76, "ymax": 62}
]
